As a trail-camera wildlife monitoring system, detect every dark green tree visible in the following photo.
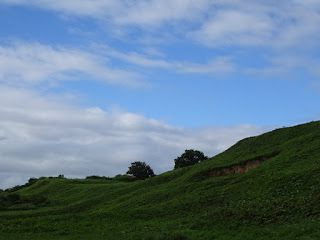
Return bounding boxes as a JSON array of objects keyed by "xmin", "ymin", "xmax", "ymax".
[
  {"xmin": 174, "ymin": 149, "xmax": 208, "ymax": 169},
  {"xmin": 126, "ymin": 161, "xmax": 155, "ymax": 180}
]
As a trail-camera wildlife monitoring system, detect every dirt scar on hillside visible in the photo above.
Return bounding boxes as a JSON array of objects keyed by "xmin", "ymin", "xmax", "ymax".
[{"xmin": 207, "ymin": 152, "xmax": 280, "ymax": 177}]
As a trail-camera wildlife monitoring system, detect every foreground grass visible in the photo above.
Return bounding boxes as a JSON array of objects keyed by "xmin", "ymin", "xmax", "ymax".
[{"xmin": 0, "ymin": 121, "xmax": 320, "ymax": 239}]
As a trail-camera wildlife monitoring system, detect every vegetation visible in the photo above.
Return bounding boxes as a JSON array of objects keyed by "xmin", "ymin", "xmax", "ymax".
[
  {"xmin": 174, "ymin": 149, "xmax": 208, "ymax": 169},
  {"xmin": 4, "ymin": 177, "xmax": 39, "ymax": 193},
  {"xmin": 85, "ymin": 175, "xmax": 112, "ymax": 180},
  {"xmin": 126, "ymin": 161, "xmax": 155, "ymax": 179},
  {"xmin": 0, "ymin": 193, "xmax": 49, "ymax": 210},
  {"xmin": 0, "ymin": 121, "xmax": 320, "ymax": 239}
]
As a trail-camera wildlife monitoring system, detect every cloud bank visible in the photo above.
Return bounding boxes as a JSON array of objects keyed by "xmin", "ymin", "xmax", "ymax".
[{"xmin": 0, "ymin": 86, "xmax": 264, "ymax": 188}]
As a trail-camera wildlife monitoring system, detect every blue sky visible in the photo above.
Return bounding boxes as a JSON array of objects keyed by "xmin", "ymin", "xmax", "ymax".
[{"xmin": 0, "ymin": 1, "xmax": 319, "ymax": 188}]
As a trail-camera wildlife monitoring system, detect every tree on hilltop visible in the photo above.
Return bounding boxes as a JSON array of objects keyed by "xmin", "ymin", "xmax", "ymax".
[
  {"xmin": 126, "ymin": 161, "xmax": 155, "ymax": 180},
  {"xmin": 174, "ymin": 149, "xmax": 208, "ymax": 169}
]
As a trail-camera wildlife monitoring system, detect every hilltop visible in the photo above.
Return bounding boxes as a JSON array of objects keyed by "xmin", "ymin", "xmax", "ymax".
[{"xmin": 0, "ymin": 121, "xmax": 320, "ymax": 239}]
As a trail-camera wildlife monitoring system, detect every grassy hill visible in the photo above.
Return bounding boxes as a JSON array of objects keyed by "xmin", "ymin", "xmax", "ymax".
[{"xmin": 1, "ymin": 121, "xmax": 320, "ymax": 239}]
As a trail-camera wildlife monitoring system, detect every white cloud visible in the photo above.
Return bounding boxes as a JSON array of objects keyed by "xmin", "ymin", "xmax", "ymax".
[
  {"xmin": 244, "ymin": 54, "xmax": 320, "ymax": 80},
  {"xmin": 0, "ymin": 41, "xmax": 144, "ymax": 87},
  {"xmin": 2, "ymin": 1, "xmax": 320, "ymax": 49},
  {"xmin": 114, "ymin": 0, "xmax": 210, "ymax": 26},
  {"xmin": 3, "ymin": 0, "xmax": 320, "ymax": 83},
  {"xmin": 1, "ymin": 0, "xmax": 123, "ymax": 17},
  {"xmin": 0, "ymin": 41, "xmax": 235, "ymax": 90},
  {"xmin": 192, "ymin": 1, "xmax": 320, "ymax": 48},
  {"xmin": 98, "ymin": 45, "xmax": 235, "ymax": 75},
  {"xmin": 177, "ymin": 57, "xmax": 234, "ymax": 75},
  {"xmin": 192, "ymin": 10, "xmax": 274, "ymax": 47},
  {"xmin": 0, "ymin": 86, "xmax": 264, "ymax": 189},
  {"xmin": 1, "ymin": 0, "xmax": 210, "ymax": 26}
]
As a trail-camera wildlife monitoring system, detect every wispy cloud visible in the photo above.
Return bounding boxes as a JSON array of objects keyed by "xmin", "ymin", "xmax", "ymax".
[
  {"xmin": 1, "ymin": 0, "xmax": 123, "ymax": 18},
  {"xmin": 0, "ymin": 41, "xmax": 145, "ymax": 87},
  {"xmin": 113, "ymin": 0, "xmax": 210, "ymax": 26},
  {"xmin": 244, "ymin": 54, "xmax": 320, "ymax": 80},
  {"xmin": 0, "ymin": 41, "xmax": 236, "ymax": 91},
  {"xmin": 2, "ymin": 0, "xmax": 210, "ymax": 26},
  {"xmin": 0, "ymin": 86, "xmax": 264, "ymax": 188},
  {"xmin": 98, "ymin": 45, "xmax": 235, "ymax": 75}
]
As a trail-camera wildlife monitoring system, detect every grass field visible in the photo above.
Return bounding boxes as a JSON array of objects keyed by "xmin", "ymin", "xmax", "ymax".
[{"xmin": 1, "ymin": 121, "xmax": 320, "ymax": 239}]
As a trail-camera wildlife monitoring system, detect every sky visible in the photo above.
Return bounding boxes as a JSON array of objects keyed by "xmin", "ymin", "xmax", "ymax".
[{"xmin": 0, "ymin": 0, "xmax": 320, "ymax": 188}]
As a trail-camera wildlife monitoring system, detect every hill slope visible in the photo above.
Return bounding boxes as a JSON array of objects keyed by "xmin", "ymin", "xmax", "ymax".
[{"xmin": 1, "ymin": 121, "xmax": 320, "ymax": 239}]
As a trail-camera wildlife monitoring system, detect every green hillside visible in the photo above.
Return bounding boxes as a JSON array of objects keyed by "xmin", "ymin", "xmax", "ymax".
[{"xmin": 1, "ymin": 121, "xmax": 320, "ymax": 239}]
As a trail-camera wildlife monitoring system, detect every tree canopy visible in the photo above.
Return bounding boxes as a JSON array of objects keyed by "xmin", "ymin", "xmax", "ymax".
[
  {"xmin": 126, "ymin": 161, "xmax": 155, "ymax": 180},
  {"xmin": 174, "ymin": 149, "xmax": 208, "ymax": 169}
]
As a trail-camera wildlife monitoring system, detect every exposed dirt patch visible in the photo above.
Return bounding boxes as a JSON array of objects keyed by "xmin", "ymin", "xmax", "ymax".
[{"xmin": 208, "ymin": 151, "xmax": 280, "ymax": 177}]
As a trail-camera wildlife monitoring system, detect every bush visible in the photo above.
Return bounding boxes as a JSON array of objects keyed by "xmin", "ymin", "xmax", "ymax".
[
  {"xmin": 4, "ymin": 177, "xmax": 39, "ymax": 193},
  {"xmin": 126, "ymin": 161, "xmax": 155, "ymax": 180},
  {"xmin": 86, "ymin": 175, "xmax": 112, "ymax": 180},
  {"xmin": 113, "ymin": 174, "xmax": 136, "ymax": 182},
  {"xmin": 28, "ymin": 177, "xmax": 38, "ymax": 184},
  {"xmin": 0, "ymin": 193, "xmax": 49, "ymax": 210},
  {"xmin": 174, "ymin": 149, "xmax": 208, "ymax": 169},
  {"xmin": 6, "ymin": 193, "xmax": 21, "ymax": 203}
]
